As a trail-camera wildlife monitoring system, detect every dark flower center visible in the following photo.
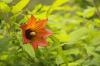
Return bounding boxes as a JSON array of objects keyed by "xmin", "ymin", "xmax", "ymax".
[{"xmin": 25, "ymin": 29, "xmax": 34, "ymax": 40}]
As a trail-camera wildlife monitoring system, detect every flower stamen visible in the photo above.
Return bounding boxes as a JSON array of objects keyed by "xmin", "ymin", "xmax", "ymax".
[{"xmin": 30, "ymin": 32, "xmax": 36, "ymax": 35}]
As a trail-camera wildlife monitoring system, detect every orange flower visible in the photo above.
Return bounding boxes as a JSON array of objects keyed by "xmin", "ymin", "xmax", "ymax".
[{"xmin": 20, "ymin": 16, "xmax": 52, "ymax": 49}]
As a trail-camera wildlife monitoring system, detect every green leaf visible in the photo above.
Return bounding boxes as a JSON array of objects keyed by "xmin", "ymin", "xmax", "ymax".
[
  {"xmin": 56, "ymin": 55, "xmax": 64, "ymax": 65},
  {"xmin": 49, "ymin": 0, "xmax": 69, "ymax": 14},
  {"xmin": 12, "ymin": 0, "xmax": 30, "ymax": 14},
  {"xmin": 53, "ymin": 0, "xmax": 69, "ymax": 7},
  {"xmin": 0, "ymin": 54, "xmax": 8, "ymax": 60},
  {"xmin": 91, "ymin": 32, "xmax": 100, "ymax": 45},
  {"xmin": 68, "ymin": 62, "xmax": 79, "ymax": 66},
  {"xmin": 94, "ymin": 19, "xmax": 100, "ymax": 28},
  {"xmin": 55, "ymin": 30, "xmax": 69, "ymax": 42},
  {"xmin": 0, "ymin": 2, "xmax": 10, "ymax": 13},
  {"xmin": 64, "ymin": 49, "xmax": 80, "ymax": 55},
  {"xmin": 83, "ymin": 7, "xmax": 96, "ymax": 18},
  {"xmin": 68, "ymin": 27, "xmax": 88, "ymax": 44},
  {"xmin": 1, "ymin": 0, "xmax": 13, "ymax": 3},
  {"xmin": 0, "ymin": 35, "xmax": 3, "ymax": 39},
  {"xmin": 22, "ymin": 44, "xmax": 35, "ymax": 58}
]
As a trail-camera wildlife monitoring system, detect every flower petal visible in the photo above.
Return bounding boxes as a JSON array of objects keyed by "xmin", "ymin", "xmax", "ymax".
[
  {"xmin": 35, "ymin": 19, "xmax": 48, "ymax": 30},
  {"xmin": 20, "ymin": 16, "xmax": 52, "ymax": 49},
  {"xmin": 27, "ymin": 16, "xmax": 36, "ymax": 29},
  {"xmin": 20, "ymin": 24, "xmax": 27, "ymax": 30},
  {"xmin": 38, "ymin": 28, "xmax": 52, "ymax": 38},
  {"xmin": 32, "ymin": 39, "xmax": 47, "ymax": 48},
  {"xmin": 38, "ymin": 39, "xmax": 48, "ymax": 46},
  {"xmin": 32, "ymin": 41, "xmax": 38, "ymax": 49}
]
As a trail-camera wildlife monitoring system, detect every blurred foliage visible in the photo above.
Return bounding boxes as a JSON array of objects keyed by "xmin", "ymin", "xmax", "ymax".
[{"xmin": 0, "ymin": 0, "xmax": 100, "ymax": 66}]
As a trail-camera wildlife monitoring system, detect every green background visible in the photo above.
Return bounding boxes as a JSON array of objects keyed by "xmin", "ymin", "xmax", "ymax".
[{"xmin": 0, "ymin": 0, "xmax": 100, "ymax": 66}]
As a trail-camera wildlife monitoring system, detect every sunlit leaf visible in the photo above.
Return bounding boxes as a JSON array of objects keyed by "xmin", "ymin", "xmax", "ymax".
[
  {"xmin": 0, "ymin": 2, "xmax": 10, "ymax": 13},
  {"xmin": 53, "ymin": 0, "xmax": 69, "ymax": 7},
  {"xmin": 12, "ymin": 0, "xmax": 30, "ymax": 14},
  {"xmin": 0, "ymin": 54, "xmax": 8, "ymax": 60},
  {"xmin": 49, "ymin": 0, "xmax": 69, "ymax": 14},
  {"xmin": 55, "ymin": 30, "xmax": 69, "ymax": 42},
  {"xmin": 83, "ymin": 7, "xmax": 96, "ymax": 18},
  {"xmin": 68, "ymin": 62, "xmax": 79, "ymax": 66}
]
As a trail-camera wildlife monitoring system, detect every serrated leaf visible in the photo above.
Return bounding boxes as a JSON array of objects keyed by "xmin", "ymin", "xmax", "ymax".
[{"xmin": 12, "ymin": 0, "xmax": 30, "ymax": 14}]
